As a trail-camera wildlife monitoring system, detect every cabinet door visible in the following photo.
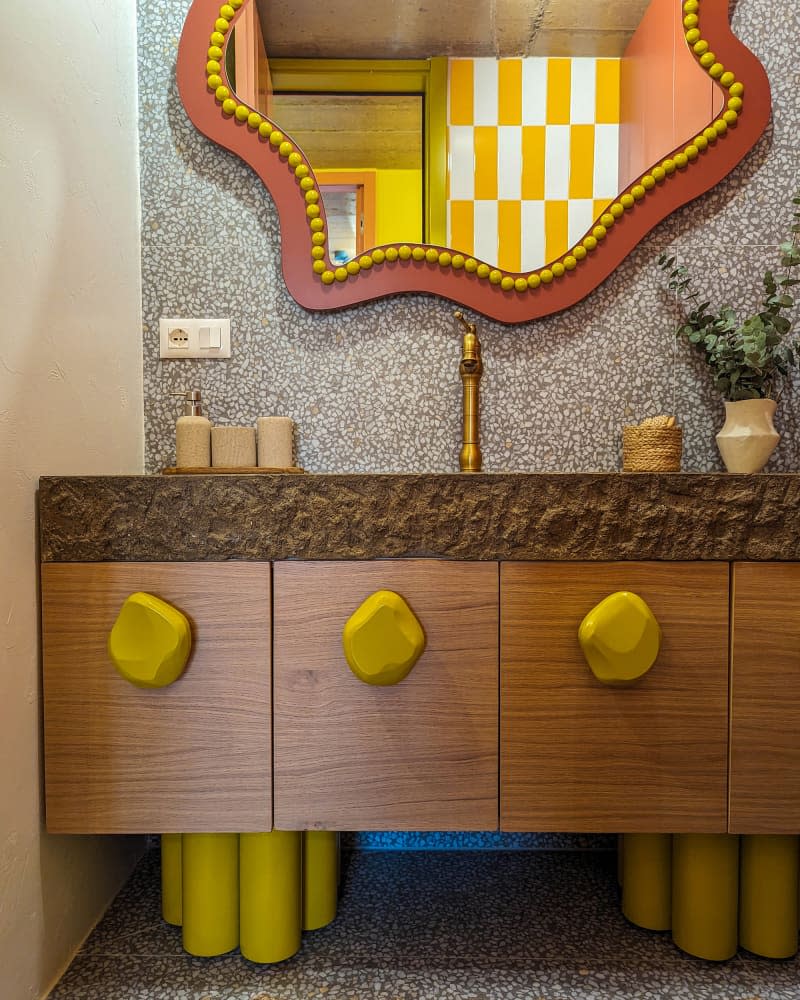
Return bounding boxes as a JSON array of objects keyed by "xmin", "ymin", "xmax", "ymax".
[
  {"xmin": 42, "ymin": 563, "xmax": 271, "ymax": 833},
  {"xmin": 501, "ymin": 562, "xmax": 729, "ymax": 833},
  {"xmin": 730, "ymin": 563, "xmax": 800, "ymax": 833},
  {"xmin": 273, "ymin": 561, "xmax": 498, "ymax": 830}
]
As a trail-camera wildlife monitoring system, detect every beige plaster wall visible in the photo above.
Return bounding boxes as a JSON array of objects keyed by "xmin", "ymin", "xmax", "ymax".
[{"xmin": 1, "ymin": 3, "xmax": 146, "ymax": 997}]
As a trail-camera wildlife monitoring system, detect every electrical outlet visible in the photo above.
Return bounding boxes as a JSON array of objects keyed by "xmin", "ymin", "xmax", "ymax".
[{"xmin": 159, "ymin": 318, "xmax": 231, "ymax": 359}]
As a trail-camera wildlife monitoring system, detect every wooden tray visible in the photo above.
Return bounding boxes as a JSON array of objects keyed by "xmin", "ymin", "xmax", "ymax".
[{"xmin": 162, "ymin": 466, "xmax": 305, "ymax": 475}]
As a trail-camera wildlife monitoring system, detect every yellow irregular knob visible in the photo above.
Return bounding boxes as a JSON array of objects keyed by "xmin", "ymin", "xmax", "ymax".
[
  {"xmin": 108, "ymin": 592, "xmax": 192, "ymax": 688},
  {"xmin": 578, "ymin": 591, "xmax": 661, "ymax": 685},
  {"xmin": 342, "ymin": 590, "xmax": 425, "ymax": 686}
]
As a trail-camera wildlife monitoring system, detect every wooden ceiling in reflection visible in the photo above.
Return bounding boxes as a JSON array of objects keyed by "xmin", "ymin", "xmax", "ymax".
[{"xmin": 255, "ymin": 0, "xmax": 653, "ymax": 59}]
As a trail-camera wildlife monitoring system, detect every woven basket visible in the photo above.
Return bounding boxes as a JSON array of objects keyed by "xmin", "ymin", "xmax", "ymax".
[{"xmin": 622, "ymin": 426, "xmax": 682, "ymax": 472}]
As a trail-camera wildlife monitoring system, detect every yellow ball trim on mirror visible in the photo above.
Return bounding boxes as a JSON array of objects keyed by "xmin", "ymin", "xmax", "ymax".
[
  {"xmin": 600, "ymin": 213, "xmax": 615, "ymax": 228},
  {"xmin": 720, "ymin": 71, "xmax": 736, "ymax": 88},
  {"xmin": 552, "ymin": 262, "xmax": 566, "ymax": 278},
  {"xmin": 583, "ymin": 235, "xmax": 598, "ymax": 251},
  {"xmin": 210, "ymin": 31, "xmax": 226, "ymax": 46},
  {"xmin": 372, "ymin": 249, "xmax": 386, "ymax": 265},
  {"xmin": 592, "ymin": 224, "xmax": 607, "ymax": 240},
  {"xmin": 206, "ymin": 60, "xmax": 221, "ymax": 75},
  {"xmin": 311, "ymin": 245, "xmax": 325, "ymax": 260},
  {"xmin": 294, "ymin": 163, "xmax": 309, "ymax": 178},
  {"xmin": 674, "ymin": 152, "xmax": 689, "ymax": 168},
  {"xmin": 208, "ymin": 45, "xmax": 223, "ymax": 60},
  {"xmin": 425, "ymin": 248, "xmax": 439, "ymax": 263},
  {"xmin": 258, "ymin": 121, "xmax": 272, "ymax": 138},
  {"xmin": 214, "ymin": 18, "xmax": 230, "ymax": 33},
  {"xmin": 610, "ymin": 202, "xmax": 625, "ymax": 218},
  {"xmin": 108, "ymin": 592, "xmax": 192, "ymax": 689},
  {"xmin": 306, "ymin": 204, "xmax": 320, "ymax": 219},
  {"xmin": 489, "ymin": 269, "xmax": 503, "ymax": 284},
  {"xmin": 312, "ymin": 259, "xmax": 327, "ymax": 274},
  {"xmin": 685, "ymin": 27, "xmax": 701, "ymax": 44},
  {"xmin": 230, "ymin": 0, "xmax": 243, "ymax": 7},
  {"xmin": 578, "ymin": 591, "xmax": 662, "ymax": 686},
  {"xmin": 321, "ymin": 270, "xmax": 335, "ymax": 284},
  {"xmin": 477, "ymin": 263, "xmax": 491, "ymax": 278},
  {"xmin": 652, "ymin": 166, "xmax": 666, "ymax": 181},
  {"xmin": 219, "ymin": 4, "xmax": 236, "ymax": 19},
  {"xmin": 641, "ymin": 174, "xmax": 656, "ymax": 190},
  {"xmin": 464, "ymin": 258, "xmax": 478, "ymax": 273},
  {"xmin": 278, "ymin": 141, "xmax": 293, "ymax": 157},
  {"xmin": 573, "ymin": 245, "xmax": 587, "ymax": 262},
  {"xmin": 631, "ymin": 185, "xmax": 646, "ymax": 200},
  {"xmin": 399, "ymin": 245, "xmax": 412, "ymax": 260},
  {"xmin": 310, "ymin": 218, "xmax": 324, "ymax": 232},
  {"xmin": 234, "ymin": 104, "xmax": 249, "ymax": 122},
  {"xmin": 662, "ymin": 158, "xmax": 677, "ymax": 174},
  {"xmin": 729, "ymin": 81, "xmax": 744, "ymax": 97},
  {"xmin": 709, "ymin": 63, "xmax": 725, "ymax": 79},
  {"xmin": 693, "ymin": 39, "xmax": 709, "ymax": 55},
  {"xmin": 514, "ymin": 277, "xmax": 528, "ymax": 291},
  {"xmin": 385, "ymin": 247, "xmax": 399, "ymax": 262},
  {"xmin": 699, "ymin": 52, "xmax": 716, "ymax": 68},
  {"xmin": 207, "ymin": 74, "xmax": 222, "ymax": 90},
  {"xmin": 247, "ymin": 112, "xmax": 262, "ymax": 129},
  {"xmin": 311, "ymin": 230, "xmax": 326, "ymax": 244},
  {"xmin": 540, "ymin": 268, "xmax": 554, "ymax": 284},
  {"xmin": 411, "ymin": 247, "xmax": 426, "ymax": 261},
  {"xmin": 728, "ymin": 96, "xmax": 743, "ymax": 113},
  {"xmin": 269, "ymin": 131, "xmax": 284, "ymax": 146},
  {"xmin": 452, "ymin": 254, "xmax": 465, "ymax": 269},
  {"xmin": 300, "ymin": 176, "xmax": 315, "ymax": 191},
  {"xmin": 683, "ymin": 13, "xmax": 699, "ymax": 28},
  {"xmin": 215, "ymin": 85, "xmax": 230, "ymax": 101},
  {"xmin": 683, "ymin": 0, "xmax": 699, "ymax": 13},
  {"xmin": 713, "ymin": 118, "xmax": 728, "ymax": 135},
  {"xmin": 694, "ymin": 134, "xmax": 709, "ymax": 151},
  {"xmin": 288, "ymin": 152, "xmax": 302, "ymax": 168},
  {"xmin": 501, "ymin": 276, "xmax": 515, "ymax": 290},
  {"xmin": 304, "ymin": 190, "xmax": 319, "ymax": 204},
  {"xmin": 438, "ymin": 251, "xmax": 452, "ymax": 267},
  {"xmin": 722, "ymin": 109, "xmax": 738, "ymax": 125},
  {"xmin": 221, "ymin": 98, "xmax": 237, "ymax": 116},
  {"xmin": 703, "ymin": 125, "xmax": 718, "ymax": 142},
  {"xmin": 342, "ymin": 590, "xmax": 426, "ymax": 687},
  {"xmin": 527, "ymin": 273, "xmax": 541, "ymax": 289},
  {"xmin": 346, "ymin": 260, "xmax": 360, "ymax": 275},
  {"xmin": 684, "ymin": 144, "xmax": 699, "ymax": 160},
  {"xmin": 563, "ymin": 255, "xmax": 578, "ymax": 271},
  {"xmin": 355, "ymin": 254, "xmax": 371, "ymax": 269},
  {"xmin": 334, "ymin": 267, "xmax": 348, "ymax": 282},
  {"xmin": 620, "ymin": 193, "xmax": 635, "ymax": 209}
]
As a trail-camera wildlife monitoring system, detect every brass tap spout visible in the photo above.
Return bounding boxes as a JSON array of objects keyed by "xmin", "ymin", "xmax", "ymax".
[{"xmin": 454, "ymin": 310, "xmax": 483, "ymax": 473}]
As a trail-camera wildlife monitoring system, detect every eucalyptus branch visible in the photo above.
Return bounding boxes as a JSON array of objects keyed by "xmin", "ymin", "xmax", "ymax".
[{"xmin": 657, "ymin": 189, "xmax": 800, "ymax": 402}]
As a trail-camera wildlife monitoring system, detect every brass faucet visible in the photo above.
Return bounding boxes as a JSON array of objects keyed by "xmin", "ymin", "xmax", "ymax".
[{"xmin": 454, "ymin": 310, "xmax": 483, "ymax": 473}]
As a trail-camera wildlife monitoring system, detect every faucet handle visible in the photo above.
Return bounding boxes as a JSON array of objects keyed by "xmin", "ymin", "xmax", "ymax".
[{"xmin": 453, "ymin": 310, "xmax": 476, "ymax": 336}]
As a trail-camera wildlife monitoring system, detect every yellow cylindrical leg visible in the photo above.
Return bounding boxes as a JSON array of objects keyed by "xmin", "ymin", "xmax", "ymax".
[
  {"xmin": 740, "ymin": 835, "xmax": 799, "ymax": 959},
  {"xmin": 161, "ymin": 833, "xmax": 183, "ymax": 926},
  {"xmin": 672, "ymin": 833, "xmax": 739, "ymax": 961},
  {"xmin": 303, "ymin": 831, "xmax": 338, "ymax": 931},
  {"xmin": 182, "ymin": 833, "xmax": 239, "ymax": 956},
  {"xmin": 240, "ymin": 831, "xmax": 302, "ymax": 964},
  {"xmin": 622, "ymin": 833, "xmax": 671, "ymax": 931}
]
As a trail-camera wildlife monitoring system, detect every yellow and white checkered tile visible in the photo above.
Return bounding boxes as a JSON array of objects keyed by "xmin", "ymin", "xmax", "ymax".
[{"xmin": 447, "ymin": 57, "xmax": 621, "ymax": 272}]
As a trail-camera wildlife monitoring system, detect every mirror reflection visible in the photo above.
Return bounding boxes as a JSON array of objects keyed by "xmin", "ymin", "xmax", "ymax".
[{"xmin": 225, "ymin": 0, "xmax": 723, "ymax": 270}]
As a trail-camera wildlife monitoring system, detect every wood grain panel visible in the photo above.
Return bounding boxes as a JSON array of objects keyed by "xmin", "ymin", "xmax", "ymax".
[
  {"xmin": 273, "ymin": 561, "xmax": 498, "ymax": 830},
  {"xmin": 501, "ymin": 562, "xmax": 729, "ymax": 833},
  {"xmin": 730, "ymin": 563, "xmax": 800, "ymax": 833},
  {"xmin": 42, "ymin": 563, "xmax": 271, "ymax": 833}
]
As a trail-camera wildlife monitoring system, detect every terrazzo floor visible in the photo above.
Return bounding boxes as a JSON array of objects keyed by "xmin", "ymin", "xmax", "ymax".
[{"xmin": 50, "ymin": 849, "xmax": 800, "ymax": 1000}]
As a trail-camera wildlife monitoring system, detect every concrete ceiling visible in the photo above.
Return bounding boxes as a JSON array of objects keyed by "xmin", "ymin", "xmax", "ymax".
[{"xmin": 255, "ymin": 0, "xmax": 653, "ymax": 59}]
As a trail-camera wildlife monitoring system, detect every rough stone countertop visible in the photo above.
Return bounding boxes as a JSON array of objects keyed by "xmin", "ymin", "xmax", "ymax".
[{"xmin": 37, "ymin": 473, "xmax": 800, "ymax": 562}]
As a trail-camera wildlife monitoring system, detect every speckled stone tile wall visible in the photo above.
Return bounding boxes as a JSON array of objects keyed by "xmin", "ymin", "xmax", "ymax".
[{"xmin": 138, "ymin": 0, "xmax": 800, "ymax": 477}]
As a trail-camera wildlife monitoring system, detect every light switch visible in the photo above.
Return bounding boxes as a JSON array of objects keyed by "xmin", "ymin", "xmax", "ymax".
[
  {"xmin": 159, "ymin": 318, "xmax": 231, "ymax": 359},
  {"xmin": 198, "ymin": 326, "xmax": 211, "ymax": 349}
]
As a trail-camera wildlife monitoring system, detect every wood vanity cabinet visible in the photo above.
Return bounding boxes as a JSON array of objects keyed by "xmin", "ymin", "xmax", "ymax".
[
  {"xmin": 272, "ymin": 560, "xmax": 499, "ymax": 831},
  {"xmin": 41, "ymin": 563, "xmax": 272, "ymax": 834},
  {"xmin": 729, "ymin": 562, "xmax": 800, "ymax": 834},
  {"xmin": 500, "ymin": 562, "xmax": 730, "ymax": 833}
]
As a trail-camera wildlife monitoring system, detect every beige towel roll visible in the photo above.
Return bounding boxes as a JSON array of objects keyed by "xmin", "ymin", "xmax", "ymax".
[
  {"xmin": 257, "ymin": 417, "xmax": 294, "ymax": 468},
  {"xmin": 211, "ymin": 426, "xmax": 257, "ymax": 468}
]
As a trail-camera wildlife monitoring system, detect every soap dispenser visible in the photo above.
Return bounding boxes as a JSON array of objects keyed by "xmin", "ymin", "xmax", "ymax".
[{"xmin": 171, "ymin": 389, "xmax": 211, "ymax": 468}]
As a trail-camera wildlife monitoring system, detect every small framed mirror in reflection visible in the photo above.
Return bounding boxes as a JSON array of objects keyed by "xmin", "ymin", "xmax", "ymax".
[{"xmin": 178, "ymin": 0, "xmax": 770, "ymax": 323}]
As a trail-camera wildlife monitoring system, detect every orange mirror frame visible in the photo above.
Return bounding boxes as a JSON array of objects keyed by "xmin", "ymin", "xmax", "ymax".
[{"xmin": 177, "ymin": 0, "xmax": 770, "ymax": 324}]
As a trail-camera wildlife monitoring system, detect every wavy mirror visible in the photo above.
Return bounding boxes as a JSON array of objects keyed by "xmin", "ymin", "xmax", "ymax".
[{"xmin": 177, "ymin": 0, "xmax": 770, "ymax": 323}]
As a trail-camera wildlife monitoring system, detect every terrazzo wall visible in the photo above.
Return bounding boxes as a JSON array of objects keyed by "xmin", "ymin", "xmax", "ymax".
[
  {"xmin": 140, "ymin": 0, "xmax": 800, "ymax": 478},
  {"xmin": 138, "ymin": 0, "xmax": 798, "ymax": 848}
]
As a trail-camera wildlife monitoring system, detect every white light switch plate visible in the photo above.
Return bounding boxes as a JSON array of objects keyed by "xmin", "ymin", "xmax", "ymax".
[{"xmin": 159, "ymin": 318, "xmax": 231, "ymax": 359}]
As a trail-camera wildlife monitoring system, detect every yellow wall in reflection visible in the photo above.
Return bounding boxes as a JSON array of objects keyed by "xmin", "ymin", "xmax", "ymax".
[{"xmin": 376, "ymin": 170, "xmax": 423, "ymax": 245}]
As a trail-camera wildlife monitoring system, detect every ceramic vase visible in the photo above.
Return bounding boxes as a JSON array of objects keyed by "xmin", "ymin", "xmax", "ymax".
[{"xmin": 715, "ymin": 398, "xmax": 780, "ymax": 473}]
